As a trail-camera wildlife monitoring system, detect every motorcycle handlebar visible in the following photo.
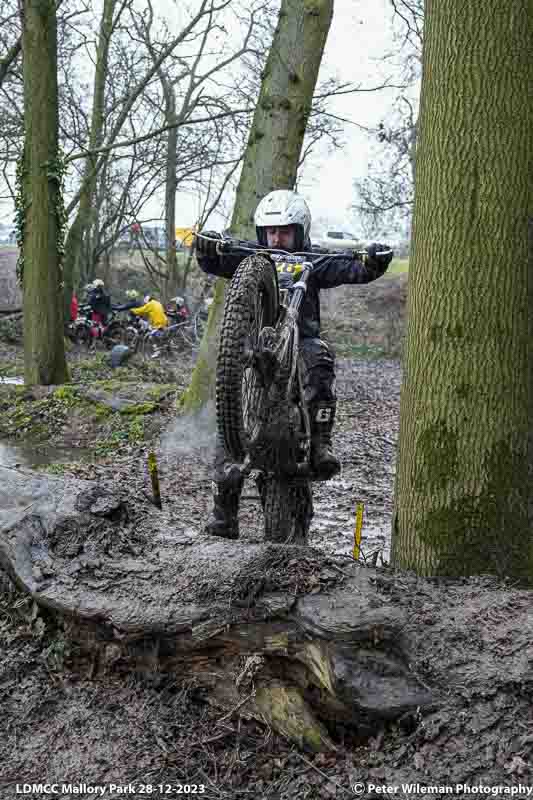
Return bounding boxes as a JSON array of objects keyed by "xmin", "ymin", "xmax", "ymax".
[{"xmin": 196, "ymin": 233, "xmax": 392, "ymax": 261}]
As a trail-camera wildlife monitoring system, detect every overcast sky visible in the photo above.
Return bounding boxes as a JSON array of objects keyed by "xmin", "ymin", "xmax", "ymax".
[
  {"xmin": 150, "ymin": 0, "xmax": 405, "ymax": 233},
  {"xmin": 0, "ymin": 0, "xmax": 409, "ymax": 236},
  {"xmin": 294, "ymin": 0, "xmax": 402, "ymax": 231}
]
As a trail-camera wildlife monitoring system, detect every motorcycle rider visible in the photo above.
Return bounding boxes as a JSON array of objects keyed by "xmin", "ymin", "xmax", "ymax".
[
  {"xmin": 167, "ymin": 296, "xmax": 190, "ymax": 321},
  {"xmin": 195, "ymin": 189, "xmax": 393, "ymax": 540},
  {"xmin": 86, "ymin": 278, "xmax": 112, "ymax": 324},
  {"xmin": 130, "ymin": 294, "xmax": 169, "ymax": 329}
]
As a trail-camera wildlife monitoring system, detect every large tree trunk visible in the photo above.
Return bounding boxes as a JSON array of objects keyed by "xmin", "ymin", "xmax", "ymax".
[
  {"xmin": 231, "ymin": 0, "xmax": 334, "ymax": 238},
  {"xmin": 181, "ymin": 0, "xmax": 334, "ymax": 411},
  {"xmin": 391, "ymin": 0, "xmax": 532, "ymax": 581},
  {"xmin": 21, "ymin": 0, "xmax": 68, "ymax": 385},
  {"xmin": 62, "ymin": 0, "xmax": 115, "ymax": 316}
]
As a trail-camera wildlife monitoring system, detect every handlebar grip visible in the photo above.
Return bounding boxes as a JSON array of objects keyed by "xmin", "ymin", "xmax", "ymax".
[{"xmin": 354, "ymin": 249, "xmax": 394, "ymax": 257}]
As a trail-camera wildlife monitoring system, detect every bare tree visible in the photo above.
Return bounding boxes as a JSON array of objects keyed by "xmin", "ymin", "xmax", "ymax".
[
  {"xmin": 352, "ymin": 0, "xmax": 422, "ymax": 234},
  {"xmin": 62, "ymin": 0, "xmax": 121, "ymax": 314},
  {"xmin": 0, "ymin": 0, "xmax": 92, "ymax": 221},
  {"xmin": 56, "ymin": 0, "xmax": 267, "ymax": 310},
  {"xmin": 132, "ymin": 0, "xmax": 259, "ymax": 299},
  {"xmin": 181, "ymin": 0, "xmax": 336, "ymax": 412},
  {"xmin": 353, "ymin": 95, "xmax": 416, "ymax": 234}
]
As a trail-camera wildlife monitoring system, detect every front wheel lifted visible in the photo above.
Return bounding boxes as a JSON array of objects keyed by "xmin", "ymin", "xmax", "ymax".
[{"xmin": 216, "ymin": 254, "xmax": 278, "ymax": 463}]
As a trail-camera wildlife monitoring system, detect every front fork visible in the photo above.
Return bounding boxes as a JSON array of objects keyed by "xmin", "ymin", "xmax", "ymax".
[{"xmin": 238, "ymin": 347, "xmax": 312, "ymax": 483}]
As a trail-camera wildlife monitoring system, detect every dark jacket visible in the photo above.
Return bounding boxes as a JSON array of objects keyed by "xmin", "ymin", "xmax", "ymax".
[
  {"xmin": 196, "ymin": 237, "xmax": 388, "ymax": 339},
  {"xmin": 87, "ymin": 287, "xmax": 112, "ymax": 320}
]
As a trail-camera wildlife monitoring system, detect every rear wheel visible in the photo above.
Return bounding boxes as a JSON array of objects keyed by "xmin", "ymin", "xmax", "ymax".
[
  {"xmin": 72, "ymin": 323, "xmax": 92, "ymax": 349},
  {"xmin": 216, "ymin": 254, "xmax": 278, "ymax": 463},
  {"xmin": 122, "ymin": 324, "xmax": 140, "ymax": 352},
  {"xmin": 167, "ymin": 323, "xmax": 194, "ymax": 354},
  {"xmin": 103, "ymin": 321, "xmax": 124, "ymax": 349},
  {"xmin": 141, "ymin": 331, "xmax": 163, "ymax": 359},
  {"xmin": 262, "ymin": 478, "xmax": 313, "ymax": 545}
]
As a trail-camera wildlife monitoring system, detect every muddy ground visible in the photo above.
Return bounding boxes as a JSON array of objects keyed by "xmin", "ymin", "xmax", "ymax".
[{"xmin": 1, "ymin": 274, "xmax": 532, "ymax": 798}]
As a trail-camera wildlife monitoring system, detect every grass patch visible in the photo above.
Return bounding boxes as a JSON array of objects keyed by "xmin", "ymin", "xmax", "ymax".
[
  {"xmin": 93, "ymin": 413, "xmax": 146, "ymax": 455},
  {"xmin": 42, "ymin": 462, "xmax": 70, "ymax": 476},
  {"xmin": 387, "ymin": 258, "xmax": 409, "ymax": 275},
  {"xmin": 332, "ymin": 339, "xmax": 391, "ymax": 359},
  {"xmin": 119, "ymin": 401, "xmax": 156, "ymax": 415},
  {"xmin": 53, "ymin": 385, "xmax": 79, "ymax": 404}
]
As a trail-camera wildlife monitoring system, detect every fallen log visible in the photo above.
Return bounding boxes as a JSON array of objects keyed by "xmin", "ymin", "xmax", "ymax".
[
  {"xmin": 2, "ymin": 467, "xmax": 532, "ymax": 759},
  {"xmin": 0, "ymin": 465, "xmax": 434, "ymax": 750}
]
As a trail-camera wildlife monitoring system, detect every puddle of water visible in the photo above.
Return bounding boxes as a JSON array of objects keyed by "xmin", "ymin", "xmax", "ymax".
[
  {"xmin": 0, "ymin": 439, "xmax": 91, "ymax": 468},
  {"xmin": 0, "ymin": 377, "xmax": 91, "ymax": 467},
  {"xmin": 0, "ymin": 376, "xmax": 23, "ymax": 385}
]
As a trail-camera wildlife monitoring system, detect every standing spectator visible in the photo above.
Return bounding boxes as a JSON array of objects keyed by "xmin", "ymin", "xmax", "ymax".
[{"xmin": 70, "ymin": 293, "xmax": 79, "ymax": 322}]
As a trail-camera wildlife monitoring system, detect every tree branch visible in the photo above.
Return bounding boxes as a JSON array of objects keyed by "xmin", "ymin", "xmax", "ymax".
[
  {"xmin": 64, "ymin": 107, "xmax": 250, "ymax": 164},
  {"xmin": 0, "ymin": 38, "xmax": 21, "ymax": 91}
]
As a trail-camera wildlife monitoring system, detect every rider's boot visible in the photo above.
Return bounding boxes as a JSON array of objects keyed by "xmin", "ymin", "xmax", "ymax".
[
  {"xmin": 310, "ymin": 401, "xmax": 341, "ymax": 478},
  {"xmin": 205, "ymin": 467, "xmax": 243, "ymax": 540}
]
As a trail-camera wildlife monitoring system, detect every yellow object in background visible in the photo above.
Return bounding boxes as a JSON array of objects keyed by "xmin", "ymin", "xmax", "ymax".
[
  {"xmin": 148, "ymin": 451, "xmax": 162, "ymax": 509},
  {"xmin": 353, "ymin": 502, "xmax": 364, "ymax": 560},
  {"xmin": 175, "ymin": 226, "xmax": 196, "ymax": 247}
]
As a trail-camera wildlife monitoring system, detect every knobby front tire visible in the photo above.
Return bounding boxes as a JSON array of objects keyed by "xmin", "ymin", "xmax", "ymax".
[{"xmin": 216, "ymin": 254, "xmax": 278, "ymax": 463}]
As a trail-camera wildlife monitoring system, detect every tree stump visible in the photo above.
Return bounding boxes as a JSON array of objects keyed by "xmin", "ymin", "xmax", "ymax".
[{"xmin": 0, "ymin": 466, "xmax": 434, "ymax": 751}]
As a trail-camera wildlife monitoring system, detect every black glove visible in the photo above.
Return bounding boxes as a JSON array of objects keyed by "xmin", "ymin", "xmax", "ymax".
[
  {"xmin": 365, "ymin": 242, "xmax": 393, "ymax": 272},
  {"xmin": 195, "ymin": 230, "xmax": 222, "ymax": 259}
]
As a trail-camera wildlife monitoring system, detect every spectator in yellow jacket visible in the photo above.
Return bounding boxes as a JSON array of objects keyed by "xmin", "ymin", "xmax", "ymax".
[{"xmin": 131, "ymin": 295, "xmax": 169, "ymax": 329}]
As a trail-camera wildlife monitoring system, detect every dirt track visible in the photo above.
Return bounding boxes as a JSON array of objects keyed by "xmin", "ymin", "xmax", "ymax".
[{"xmin": 2, "ymin": 352, "xmax": 533, "ymax": 798}]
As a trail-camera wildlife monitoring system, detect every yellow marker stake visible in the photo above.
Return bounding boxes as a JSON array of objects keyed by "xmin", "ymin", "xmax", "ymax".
[
  {"xmin": 148, "ymin": 452, "xmax": 162, "ymax": 509},
  {"xmin": 353, "ymin": 502, "xmax": 364, "ymax": 560}
]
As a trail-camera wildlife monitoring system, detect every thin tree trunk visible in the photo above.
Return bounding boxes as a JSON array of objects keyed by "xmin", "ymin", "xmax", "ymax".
[
  {"xmin": 180, "ymin": 247, "xmax": 195, "ymax": 291},
  {"xmin": 21, "ymin": 0, "xmax": 68, "ymax": 385},
  {"xmin": 181, "ymin": 0, "xmax": 335, "ymax": 411},
  {"xmin": 161, "ymin": 75, "xmax": 178, "ymax": 301},
  {"xmin": 62, "ymin": 0, "xmax": 115, "ymax": 315},
  {"xmin": 391, "ymin": 0, "xmax": 532, "ymax": 581}
]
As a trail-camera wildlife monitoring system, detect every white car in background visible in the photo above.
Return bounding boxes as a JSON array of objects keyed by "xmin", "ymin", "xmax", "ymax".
[{"xmin": 314, "ymin": 230, "xmax": 364, "ymax": 251}]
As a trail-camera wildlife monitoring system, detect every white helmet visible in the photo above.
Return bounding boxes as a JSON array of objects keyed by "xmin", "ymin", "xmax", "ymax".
[
  {"xmin": 92, "ymin": 278, "xmax": 105, "ymax": 288},
  {"xmin": 125, "ymin": 289, "xmax": 139, "ymax": 300},
  {"xmin": 172, "ymin": 296, "xmax": 184, "ymax": 306},
  {"xmin": 254, "ymin": 189, "xmax": 311, "ymax": 250}
]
